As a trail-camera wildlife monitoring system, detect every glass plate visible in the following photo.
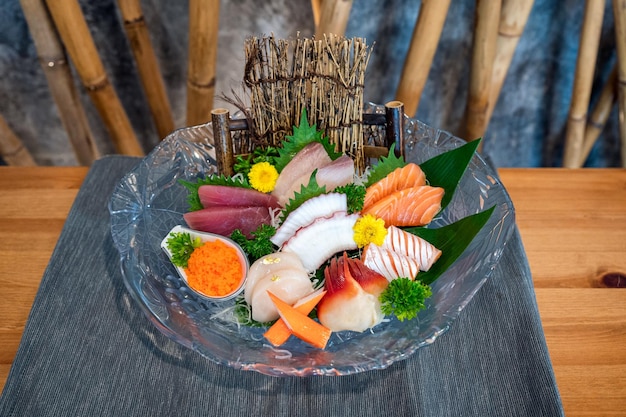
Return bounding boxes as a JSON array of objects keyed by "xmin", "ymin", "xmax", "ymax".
[{"xmin": 109, "ymin": 104, "xmax": 516, "ymax": 376}]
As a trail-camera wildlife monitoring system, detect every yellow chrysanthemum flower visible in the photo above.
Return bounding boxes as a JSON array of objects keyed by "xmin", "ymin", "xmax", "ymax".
[
  {"xmin": 248, "ymin": 161, "xmax": 279, "ymax": 193},
  {"xmin": 353, "ymin": 214, "xmax": 387, "ymax": 248}
]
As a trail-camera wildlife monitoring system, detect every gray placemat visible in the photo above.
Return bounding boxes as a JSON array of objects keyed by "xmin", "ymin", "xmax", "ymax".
[{"xmin": 0, "ymin": 156, "xmax": 564, "ymax": 417}]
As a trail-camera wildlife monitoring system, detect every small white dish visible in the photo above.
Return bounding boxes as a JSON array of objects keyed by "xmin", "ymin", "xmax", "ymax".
[{"xmin": 160, "ymin": 225, "xmax": 249, "ymax": 301}]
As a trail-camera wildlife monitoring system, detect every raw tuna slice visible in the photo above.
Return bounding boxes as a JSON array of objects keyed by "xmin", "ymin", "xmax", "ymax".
[
  {"xmin": 271, "ymin": 142, "xmax": 332, "ymax": 206},
  {"xmin": 198, "ymin": 185, "xmax": 280, "ymax": 209},
  {"xmin": 183, "ymin": 206, "xmax": 272, "ymax": 238}
]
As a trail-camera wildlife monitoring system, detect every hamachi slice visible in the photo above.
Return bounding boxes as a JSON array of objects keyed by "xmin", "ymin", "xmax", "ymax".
[
  {"xmin": 290, "ymin": 154, "xmax": 355, "ymax": 195},
  {"xmin": 382, "ymin": 225, "xmax": 442, "ymax": 271},
  {"xmin": 198, "ymin": 185, "xmax": 280, "ymax": 209},
  {"xmin": 363, "ymin": 163, "xmax": 426, "ymax": 211},
  {"xmin": 362, "ymin": 185, "xmax": 444, "ymax": 227},
  {"xmin": 281, "ymin": 212, "xmax": 359, "ymax": 272},
  {"xmin": 362, "ymin": 244, "xmax": 420, "ymax": 281},
  {"xmin": 244, "ymin": 252, "xmax": 306, "ymax": 305},
  {"xmin": 183, "ymin": 206, "xmax": 272, "ymax": 238},
  {"xmin": 271, "ymin": 142, "xmax": 332, "ymax": 206},
  {"xmin": 271, "ymin": 193, "xmax": 348, "ymax": 248},
  {"xmin": 317, "ymin": 255, "xmax": 384, "ymax": 332}
]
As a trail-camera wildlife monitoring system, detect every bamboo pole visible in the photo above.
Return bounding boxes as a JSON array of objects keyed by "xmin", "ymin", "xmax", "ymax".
[
  {"xmin": 580, "ymin": 65, "xmax": 617, "ymax": 165},
  {"xmin": 612, "ymin": 0, "xmax": 626, "ymax": 167},
  {"xmin": 463, "ymin": 0, "xmax": 502, "ymax": 142},
  {"xmin": 315, "ymin": 0, "xmax": 353, "ymax": 38},
  {"xmin": 395, "ymin": 0, "xmax": 451, "ymax": 117},
  {"xmin": 485, "ymin": 0, "xmax": 535, "ymax": 124},
  {"xmin": 311, "ymin": 0, "xmax": 322, "ymax": 28},
  {"xmin": 0, "ymin": 115, "xmax": 36, "ymax": 166},
  {"xmin": 45, "ymin": 0, "xmax": 143, "ymax": 156},
  {"xmin": 117, "ymin": 0, "xmax": 174, "ymax": 140},
  {"xmin": 20, "ymin": 0, "xmax": 99, "ymax": 165},
  {"xmin": 186, "ymin": 0, "xmax": 220, "ymax": 126},
  {"xmin": 563, "ymin": 0, "xmax": 605, "ymax": 168}
]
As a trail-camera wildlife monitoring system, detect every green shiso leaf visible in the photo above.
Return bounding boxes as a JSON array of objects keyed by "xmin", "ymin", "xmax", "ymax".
[
  {"xmin": 420, "ymin": 138, "xmax": 481, "ymax": 210},
  {"xmin": 364, "ymin": 145, "xmax": 406, "ymax": 187},
  {"xmin": 273, "ymin": 108, "xmax": 341, "ymax": 172},
  {"xmin": 405, "ymin": 205, "xmax": 495, "ymax": 285},
  {"xmin": 179, "ymin": 174, "xmax": 250, "ymax": 212}
]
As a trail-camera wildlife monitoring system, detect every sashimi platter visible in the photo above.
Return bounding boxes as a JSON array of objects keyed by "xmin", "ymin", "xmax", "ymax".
[{"xmin": 109, "ymin": 103, "xmax": 516, "ymax": 376}]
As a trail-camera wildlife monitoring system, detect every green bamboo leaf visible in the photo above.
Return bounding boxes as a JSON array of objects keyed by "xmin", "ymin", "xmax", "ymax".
[
  {"xmin": 419, "ymin": 138, "xmax": 481, "ymax": 210},
  {"xmin": 405, "ymin": 205, "xmax": 495, "ymax": 285}
]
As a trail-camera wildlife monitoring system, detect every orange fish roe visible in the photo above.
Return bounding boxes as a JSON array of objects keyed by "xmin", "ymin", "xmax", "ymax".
[{"xmin": 185, "ymin": 239, "xmax": 244, "ymax": 297}]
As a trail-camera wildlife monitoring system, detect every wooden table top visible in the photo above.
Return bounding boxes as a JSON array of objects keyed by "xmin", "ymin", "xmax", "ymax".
[{"xmin": 0, "ymin": 166, "xmax": 625, "ymax": 416}]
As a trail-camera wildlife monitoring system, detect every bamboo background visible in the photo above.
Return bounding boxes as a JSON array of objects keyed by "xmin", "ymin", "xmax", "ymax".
[{"xmin": 0, "ymin": 0, "xmax": 622, "ymax": 167}]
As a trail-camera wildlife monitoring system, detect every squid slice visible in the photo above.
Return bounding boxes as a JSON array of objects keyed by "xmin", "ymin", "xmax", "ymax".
[{"xmin": 271, "ymin": 193, "xmax": 348, "ymax": 248}]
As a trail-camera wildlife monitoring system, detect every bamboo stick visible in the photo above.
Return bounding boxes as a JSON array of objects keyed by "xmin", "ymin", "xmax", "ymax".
[
  {"xmin": 45, "ymin": 0, "xmax": 143, "ymax": 156},
  {"xmin": 612, "ymin": 0, "xmax": 626, "ymax": 167},
  {"xmin": 485, "ymin": 0, "xmax": 535, "ymax": 124},
  {"xmin": 315, "ymin": 0, "xmax": 353, "ymax": 38},
  {"xmin": 311, "ymin": 0, "xmax": 322, "ymax": 28},
  {"xmin": 580, "ymin": 65, "xmax": 617, "ymax": 165},
  {"xmin": 463, "ymin": 0, "xmax": 502, "ymax": 142},
  {"xmin": 117, "ymin": 0, "xmax": 174, "ymax": 140},
  {"xmin": 395, "ymin": 0, "xmax": 451, "ymax": 118},
  {"xmin": 0, "ymin": 115, "xmax": 36, "ymax": 166},
  {"xmin": 563, "ymin": 0, "xmax": 605, "ymax": 168},
  {"xmin": 20, "ymin": 0, "xmax": 99, "ymax": 165},
  {"xmin": 186, "ymin": 0, "xmax": 220, "ymax": 126},
  {"xmin": 211, "ymin": 108, "xmax": 233, "ymax": 176}
]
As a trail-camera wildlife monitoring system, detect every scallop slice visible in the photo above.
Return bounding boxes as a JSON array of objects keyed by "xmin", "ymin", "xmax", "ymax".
[
  {"xmin": 249, "ymin": 268, "xmax": 314, "ymax": 322},
  {"xmin": 271, "ymin": 193, "xmax": 348, "ymax": 247},
  {"xmin": 244, "ymin": 252, "xmax": 305, "ymax": 305}
]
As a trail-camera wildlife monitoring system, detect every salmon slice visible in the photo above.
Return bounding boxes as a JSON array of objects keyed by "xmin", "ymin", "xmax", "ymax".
[
  {"xmin": 382, "ymin": 226, "xmax": 442, "ymax": 272},
  {"xmin": 363, "ymin": 163, "xmax": 426, "ymax": 211},
  {"xmin": 362, "ymin": 185, "xmax": 444, "ymax": 227}
]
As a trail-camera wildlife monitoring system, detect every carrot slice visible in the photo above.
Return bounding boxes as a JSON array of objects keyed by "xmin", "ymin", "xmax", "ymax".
[
  {"xmin": 263, "ymin": 289, "xmax": 327, "ymax": 346},
  {"xmin": 267, "ymin": 291, "xmax": 332, "ymax": 349}
]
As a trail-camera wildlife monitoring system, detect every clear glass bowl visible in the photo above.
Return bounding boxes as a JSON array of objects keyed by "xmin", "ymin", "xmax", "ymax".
[{"xmin": 109, "ymin": 104, "xmax": 516, "ymax": 377}]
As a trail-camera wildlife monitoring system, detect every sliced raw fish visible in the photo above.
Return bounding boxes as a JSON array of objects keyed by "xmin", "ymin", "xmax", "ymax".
[
  {"xmin": 198, "ymin": 185, "xmax": 280, "ymax": 209},
  {"xmin": 271, "ymin": 193, "xmax": 348, "ymax": 247},
  {"xmin": 281, "ymin": 212, "xmax": 359, "ymax": 272},
  {"xmin": 364, "ymin": 163, "xmax": 426, "ymax": 211},
  {"xmin": 183, "ymin": 206, "xmax": 272, "ymax": 238},
  {"xmin": 362, "ymin": 244, "xmax": 420, "ymax": 281},
  {"xmin": 362, "ymin": 185, "xmax": 444, "ymax": 227},
  {"xmin": 249, "ymin": 269, "xmax": 314, "ymax": 322},
  {"xmin": 244, "ymin": 252, "xmax": 306, "ymax": 305},
  {"xmin": 382, "ymin": 225, "xmax": 442, "ymax": 271},
  {"xmin": 271, "ymin": 142, "xmax": 332, "ymax": 206}
]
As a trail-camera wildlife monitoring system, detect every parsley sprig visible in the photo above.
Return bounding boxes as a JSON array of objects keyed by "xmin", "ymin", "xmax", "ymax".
[
  {"xmin": 379, "ymin": 278, "xmax": 432, "ymax": 321},
  {"xmin": 166, "ymin": 232, "xmax": 202, "ymax": 268}
]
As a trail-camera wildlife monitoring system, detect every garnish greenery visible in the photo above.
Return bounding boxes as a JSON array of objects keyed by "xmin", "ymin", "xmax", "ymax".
[
  {"xmin": 279, "ymin": 171, "xmax": 327, "ymax": 221},
  {"xmin": 233, "ymin": 146, "xmax": 280, "ymax": 177},
  {"xmin": 230, "ymin": 224, "xmax": 277, "ymax": 263},
  {"xmin": 180, "ymin": 174, "xmax": 250, "ymax": 211},
  {"xmin": 364, "ymin": 144, "xmax": 406, "ymax": 187},
  {"xmin": 379, "ymin": 278, "xmax": 432, "ymax": 321},
  {"xmin": 420, "ymin": 138, "xmax": 481, "ymax": 210},
  {"xmin": 405, "ymin": 205, "xmax": 495, "ymax": 285},
  {"xmin": 273, "ymin": 108, "xmax": 342, "ymax": 172},
  {"xmin": 333, "ymin": 183, "xmax": 366, "ymax": 214},
  {"xmin": 166, "ymin": 232, "xmax": 202, "ymax": 268}
]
